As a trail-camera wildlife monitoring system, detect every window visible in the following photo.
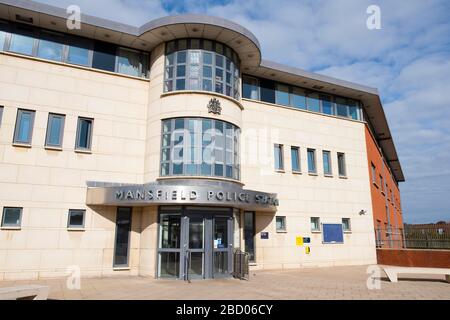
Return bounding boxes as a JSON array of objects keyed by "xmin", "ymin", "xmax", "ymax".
[
  {"xmin": 290, "ymin": 87, "xmax": 306, "ymax": 109},
  {"xmin": 371, "ymin": 163, "xmax": 376, "ymax": 184},
  {"xmin": 37, "ymin": 31, "xmax": 64, "ymax": 62},
  {"xmin": 342, "ymin": 218, "xmax": 351, "ymax": 232},
  {"xmin": 380, "ymin": 175, "xmax": 384, "ymax": 192},
  {"xmin": 337, "ymin": 153, "xmax": 346, "ymax": 177},
  {"xmin": 45, "ymin": 113, "xmax": 65, "ymax": 148},
  {"xmin": 0, "ymin": 106, "xmax": 3, "ymax": 127},
  {"xmin": 66, "ymin": 37, "xmax": 91, "ymax": 66},
  {"xmin": 311, "ymin": 217, "xmax": 320, "ymax": 232},
  {"xmin": 67, "ymin": 209, "xmax": 85, "ymax": 229},
  {"xmin": 114, "ymin": 207, "xmax": 132, "ymax": 267},
  {"xmin": 274, "ymin": 144, "xmax": 284, "ymax": 171},
  {"xmin": 307, "ymin": 148, "xmax": 316, "ymax": 173},
  {"xmin": 322, "ymin": 150, "xmax": 332, "ymax": 175},
  {"xmin": 348, "ymin": 100, "xmax": 359, "ymax": 120},
  {"xmin": 75, "ymin": 117, "xmax": 93, "ymax": 151},
  {"xmin": 164, "ymin": 39, "xmax": 240, "ymax": 99},
  {"xmin": 0, "ymin": 26, "xmax": 6, "ymax": 51},
  {"xmin": 1, "ymin": 207, "xmax": 22, "ymax": 228},
  {"xmin": 306, "ymin": 92, "xmax": 320, "ymax": 113},
  {"xmin": 336, "ymin": 97, "xmax": 348, "ymax": 117},
  {"xmin": 160, "ymin": 118, "xmax": 240, "ymax": 179},
  {"xmin": 276, "ymin": 216, "xmax": 286, "ymax": 232},
  {"xmin": 13, "ymin": 109, "xmax": 35, "ymax": 145},
  {"xmin": 275, "ymin": 83, "xmax": 290, "ymax": 105},
  {"xmin": 8, "ymin": 25, "xmax": 35, "ymax": 55},
  {"xmin": 117, "ymin": 47, "xmax": 141, "ymax": 77},
  {"xmin": 92, "ymin": 41, "xmax": 117, "ymax": 72},
  {"xmin": 291, "ymin": 147, "xmax": 300, "ymax": 172},
  {"xmin": 243, "ymin": 76, "xmax": 259, "ymax": 100},
  {"xmin": 320, "ymin": 94, "xmax": 334, "ymax": 115},
  {"xmin": 244, "ymin": 212, "xmax": 255, "ymax": 262}
]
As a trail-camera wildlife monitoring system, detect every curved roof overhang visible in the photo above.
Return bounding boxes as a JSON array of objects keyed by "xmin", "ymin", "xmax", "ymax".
[{"xmin": 0, "ymin": 0, "xmax": 261, "ymax": 67}]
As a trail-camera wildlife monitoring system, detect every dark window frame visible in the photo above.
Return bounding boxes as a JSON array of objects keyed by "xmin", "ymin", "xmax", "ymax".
[
  {"xmin": 45, "ymin": 112, "xmax": 65, "ymax": 148},
  {"xmin": 13, "ymin": 108, "xmax": 35, "ymax": 145},
  {"xmin": 67, "ymin": 209, "xmax": 86, "ymax": 229},
  {"xmin": 1, "ymin": 207, "xmax": 23, "ymax": 228},
  {"xmin": 75, "ymin": 116, "xmax": 93, "ymax": 151}
]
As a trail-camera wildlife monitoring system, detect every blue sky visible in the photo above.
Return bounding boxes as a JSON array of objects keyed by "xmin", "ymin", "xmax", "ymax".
[{"xmin": 36, "ymin": 0, "xmax": 450, "ymax": 223}]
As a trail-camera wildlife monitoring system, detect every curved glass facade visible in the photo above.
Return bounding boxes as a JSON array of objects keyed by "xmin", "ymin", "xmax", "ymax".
[
  {"xmin": 160, "ymin": 118, "xmax": 240, "ymax": 180},
  {"xmin": 164, "ymin": 39, "xmax": 240, "ymax": 99}
]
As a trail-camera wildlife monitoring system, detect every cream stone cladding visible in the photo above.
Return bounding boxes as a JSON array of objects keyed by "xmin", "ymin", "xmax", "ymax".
[
  {"xmin": 240, "ymin": 99, "xmax": 377, "ymax": 269},
  {"xmin": 144, "ymin": 43, "xmax": 243, "ymax": 182},
  {"xmin": 0, "ymin": 53, "xmax": 149, "ymax": 280}
]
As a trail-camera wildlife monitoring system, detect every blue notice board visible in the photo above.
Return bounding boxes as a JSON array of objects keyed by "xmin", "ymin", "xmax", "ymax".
[{"xmin": 322, "ymin": 224, "xmax": 344, "ymax": 244}]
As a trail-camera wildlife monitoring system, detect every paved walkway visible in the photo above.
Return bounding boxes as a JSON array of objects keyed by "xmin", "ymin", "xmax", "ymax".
[{"xmin": 0, "ymin": 265, "xmax": 449, "ymax": 300}]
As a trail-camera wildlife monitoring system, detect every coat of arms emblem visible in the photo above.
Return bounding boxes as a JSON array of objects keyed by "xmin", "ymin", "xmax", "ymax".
[{"xmin": 207, "ymin": 98, "xmax": 222, "ymax": 115}]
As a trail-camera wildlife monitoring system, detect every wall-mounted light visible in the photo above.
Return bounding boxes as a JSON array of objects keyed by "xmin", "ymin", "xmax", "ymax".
[{"xmin": 359, "ymin": 209, "xmax": 367, "ymax": 215}]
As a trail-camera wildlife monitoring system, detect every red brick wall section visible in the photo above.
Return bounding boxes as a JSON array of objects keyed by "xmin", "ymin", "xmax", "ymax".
[{"xmin": 377, "ymin": 249, "xmax": 450, "ymax": 268}]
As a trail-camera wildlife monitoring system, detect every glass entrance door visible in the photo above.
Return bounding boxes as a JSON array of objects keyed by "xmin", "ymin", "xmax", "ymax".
[{"xmin": 158, "ymin": 206, "xmax": 234, "ymax": 279}]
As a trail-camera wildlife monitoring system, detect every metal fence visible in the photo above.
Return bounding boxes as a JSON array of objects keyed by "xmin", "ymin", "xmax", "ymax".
[
  {"xmin": 233, "ymin": 250, "xmax": 250, "ymax": 280},
  {"xmin": 375, "ymin": 225, "xmax": 450, "ymax": 249}
]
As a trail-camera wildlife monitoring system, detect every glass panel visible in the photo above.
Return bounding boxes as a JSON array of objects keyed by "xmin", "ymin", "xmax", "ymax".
[
  {"xmin": 17, "ymin": 111, "xmax": 32, "ymax": 143},
  {"xmin": 177, "ymin": 51, "xmax": 187, "ymax": 64},
  {"xmin": 243, "ymin": 76, "xmax": 259, "ymax": 99},
  {"xmin": 203, "ymin": 52, "xmax": 212, "ymax": 64},
  {"xmin": 274, "ymin": 145, "xmax": 283, "ymax": 170},
  {"xmin": 321, "ymin": 94, "xmax": 333, "ymax": 115},
  {"xmin": 338, "ymin": 153, "xmax": 346, "ymax": 176},
  {"xmin": 307, "ymin": 149, "xmax": 316, "ymax": 173},
  {"xmin": 189, "ymin": 252, "xmax": 203, "ymax": 277},
  {"xmin": 68, "ymin": 210, "xmax": 84, "ymax": 227},
  {"xmin": 117, "ymin": 48, "xmax": 141, "ymax": 77},
  {"xmin": 176, "ymin": 65, "xmax": 186, "ymax": 77},
  {"xmin": 9, "ymin": 32, "xmax": 34, "ymax": 55},
  {"xmin": 189, "ymin": 217, "xmax": 204, "ymax": 249},
  {"xmin": 37, "ymin": 38, "xmax": 63, "ymax": 61},
  {"xmin": 323, "ymin": 151, "xmax": 331, "ymax": 175},
  {"xmin": 244, "ymin": 212, "xmax": 255, "ymax": 261},
  {"xmin": 159, "ymin": 252, "xmax": 180, "ymax": 278},
  {"xmin": 213, "ymin": 251, "xmax": 228, "ymax": 275},
  {"xmin": 203, "ymin": 79, "xmax": 212, "ymax": 91},
  {"xmin": 348, "ymin": 100, "xmax": 359, "ymax": 120},
  {"xmin": 2, "ymin": 208, "xmax": 21, "ymax": 226},
  {"xmin": 92, "ymin": 41, "xmax": 116, "ymax": 72},
  {"xmin": 336, "ymin": 97, "xmax": 348, "ymax": 117},
  {"xmin": 176, "ymin": 79, "xmax": 185, "ymax": 90},
  {"xmin": 77, "ymin": 118, "xmax": 92, "ymax": 149},
  {"xmin": 276, "ymin": 217, "xmax": 285, "ymax": 231},
  {"xmin": 160, "ymin": 214, "xmax": 181, "ymax": 248},
  {"xmin": 214, "ymin": 217, "xmax": 228, "ymax": 248},
  {"xmin": 233, "ymin": 210, "xmax": 241, "ymax": 250},
  {"xmin": 275, "ymin": 84, "xmax": 290, "ymax": 105},
  {"xmin": 291, "ymin": 148, "xmax": 300, "ymax": 171},
  {"xmin": 67, "ymin": 44, "xmax": 90, "ymax": 66},
  {"xmin": 203, "ymin": 66, "xmax": 212, "ymax": 78},
  {"xmin": 47, "ymin": 115, "xmax": 63, "ymax": 146},
  {"xmin": 291, "ymin": 87, "xmax": 306, "ymax": 109},
  {"xmin": 306, "ymin": 92, "xmax": 320, "ymax": 112},
  {"xmin": 114, "ymin": 208, "xmax": 131, "ymax": 267},
  {"xmin": 0, "ymin": 30, "xmax": 5, "ymax": 51}
]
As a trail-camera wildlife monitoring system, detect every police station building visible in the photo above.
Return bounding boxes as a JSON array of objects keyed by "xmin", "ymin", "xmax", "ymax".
[{"xmin": 0, "ymin": 1, "xmax": 404, "ymax": 280}]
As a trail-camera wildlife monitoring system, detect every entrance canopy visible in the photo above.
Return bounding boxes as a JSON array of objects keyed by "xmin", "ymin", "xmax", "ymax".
[{"xmin": 86, "ymin": 179, "xmax": 278, "ymax": 212}]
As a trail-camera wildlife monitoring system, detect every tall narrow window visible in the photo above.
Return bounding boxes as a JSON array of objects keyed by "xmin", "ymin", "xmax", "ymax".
[
  {"xmin": 342, "ymin": 218, "xmax": 351, "ymax": 232},
  {"xmin": 306, "ymin": 92, "xmax": 320, "ymax": 113},
  {"xmin": 291, "ymin": 147, "xmax": 300, "ymax": 172},
  {"xmin": 276, "ymin": 216, "xmax": 286, "ymax": 232},
  {"xmin": 45, "ymin": 113, "xmax": 65, "ymax": 148},
  {"xmin": 1, "ymin": 207, "xmax": 22, "ymax": 228},
  {"xmin": 244, "ymin": 212, "xmax": 255, "ymax": 262},
  {"xmin": 13, "ymin": 109, "xmax": 35, "ymax": 145},
  {"xmin": 274, "ymin": 144, "xmax": 284, "ymax": 171},
  {"xmin": 337, "ymin": 152, "xmax": 347, "ymax": 177},
  {"xmin": 348, "ymin": 100, "xmax": 359, "ymax": 120},
  {"xmin": 380, "ymin": 175, "xmax": 384, "ymax": 192},
  {"xmin": 322, "ymin": 150, "xmax": 332, "ymax": 175},
  {"xmin": 114, "ymin": 207, "xmax": 132, "ymax": 267},
  {"xmin": 371, "ymin": 163, "xmax": 376, "ymax": 184},
  {"xmin": 311, "ymin": 217, "xmax": 320, "ymax": 232},
  {"xmin": 336, "ymin": 97, "xmax": 348, "ymax": 117},
  {"xmin": 75, "ymin": 117, "xmax": 93, "ymax": 151},
  {"xmin": 0, "ymin": 106, "xmax": 3, "ymax": 127},
  {"xmin": 307, "ymin": 148, "xmax": 316, "ymax": 173}
]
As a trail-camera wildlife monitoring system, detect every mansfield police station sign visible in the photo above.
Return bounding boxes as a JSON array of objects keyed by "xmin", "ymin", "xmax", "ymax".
[{"xmin": 86, "ymin": 179, "xmax": 279, "ymax": 212}]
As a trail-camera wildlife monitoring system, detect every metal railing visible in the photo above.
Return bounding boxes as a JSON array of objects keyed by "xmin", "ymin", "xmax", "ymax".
[
  {"xmin": 375, "ymin": 226, "xmax": 450, "ymax": 249},
  {"xmin": 233, "ymin": 250, "xmax": 250, "ymax": 280}
]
